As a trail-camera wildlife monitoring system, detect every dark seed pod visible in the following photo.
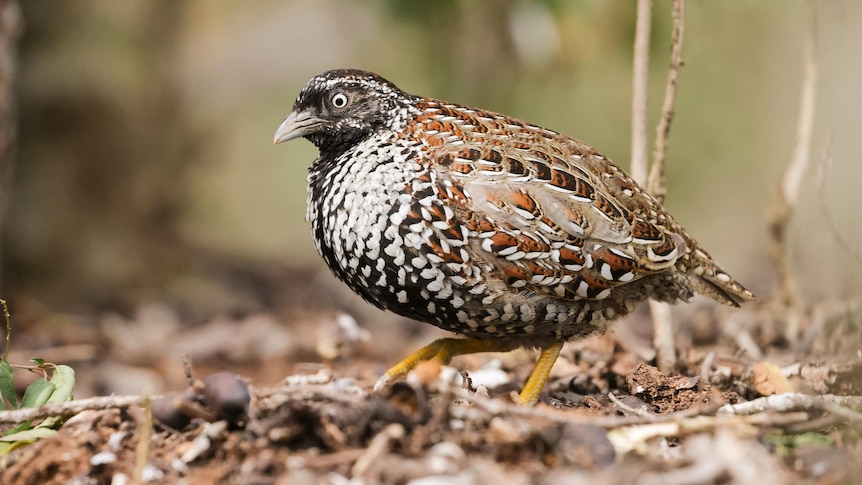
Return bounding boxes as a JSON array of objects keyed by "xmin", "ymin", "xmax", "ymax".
[
  {"xmin": 202, "ymin": 372, "xmax": 250, "ymax": 427},
  {"xmin": 152, "ymin": 389, "xmax": 197, "ymax": 430}
]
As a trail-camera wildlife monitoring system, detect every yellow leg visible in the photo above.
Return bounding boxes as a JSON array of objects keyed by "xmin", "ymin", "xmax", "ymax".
[
  {"xmin": 373, "ymin": 338, "xmax": 511, "ymax": 392},
  {"xmin": 518, "ymin": 342, "xmax": 564, "ymax": 406}
]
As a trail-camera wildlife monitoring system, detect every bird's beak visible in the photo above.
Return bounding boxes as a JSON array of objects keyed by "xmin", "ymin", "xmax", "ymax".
[{"xmin": 273, "ymin": 110, "xmax": 327, "ymax": 144}]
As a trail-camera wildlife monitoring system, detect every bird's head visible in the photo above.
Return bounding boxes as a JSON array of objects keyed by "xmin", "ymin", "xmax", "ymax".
[{"xmin": 273, "ymin": 69, "xmax": 410, "ymax": 153}]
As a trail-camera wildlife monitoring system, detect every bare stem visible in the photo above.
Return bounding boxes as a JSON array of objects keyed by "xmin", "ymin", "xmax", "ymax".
[
  {"xmin": 630, "ymin": 0, "xmax": 653, "ymax": 183},
  {"xmin": 767, "ymin": 0, "xmax": 819, "ymax": 343},
  {"xmin": 636, "ymin": 0, "xmax": 686, "ymax": 375},
  {"xmin": 132, "ymin": 396, "xmax": 153, "ymax": 485},
  {"xmin": 647, "ymin": 0, "xmax": 686, "ymax": 203},
  {"xmin": 650, "ymin": 299, "xmax": 676, "ymax": 374},
  {"xmin": 0, "ymin": 394, "xmax": 148, "ymax": 423}
]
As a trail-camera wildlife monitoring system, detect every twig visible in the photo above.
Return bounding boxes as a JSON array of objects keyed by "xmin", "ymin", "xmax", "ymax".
[
  {"xmin": 630, "ymin": 0, "xmax": 653, "ymax": 184},
  {"xmin": 650, "ymin": 300, "xmax": 676, "ymax": 374},
  {"xmin": 782, "ymin": 351, "xmax": 862, "ymax": 394},
  {"xmin": 717, "ymin": 393, "xmax": 862, "ymax": 416},
  {"xmin": 608, "ymin": 412, "xmax": 809, "ymax": 455},
  {"xmin": 647, "ymin": 0, "xmax": 686, "ymax": 203},
  {"xmin": 722, "ymin": 313, "xmax": 763, "ymax": 359},
  {"xmin": 822, "ymin": 403, "xmax": 862, "ymax": 422},
  {"xmin": 132, "ymin": 396, "xmax": 153, "ymax": 485},
  {"xmin": 630, "ymin": 0, "xmax": 686, "ymax": 375},
  {"xmin": 608, "ymin": 392, "xmax": 655, "ymax": 418},
  {"xmin": 698, "ymin": 351, "xmax": 715, "ymax": 392},
  {"xmin": 0, "ymin": 394, "xmax": 148, "ymax": 423},
  {"xmin": 767, "ymin": 0, "xmax": 819, "ymax": 343},
  {"xmin": 351, "ymin": 423, "xmax": 404, "ymax": 478}
]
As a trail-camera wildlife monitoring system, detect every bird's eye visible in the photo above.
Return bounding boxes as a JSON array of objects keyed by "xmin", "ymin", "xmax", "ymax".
[{"xmin": 331, "ymin": 92, "xmax": 348, "ymax": 109}]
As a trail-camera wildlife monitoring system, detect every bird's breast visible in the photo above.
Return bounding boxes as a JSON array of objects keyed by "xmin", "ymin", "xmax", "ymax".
[{"xmin": 307, "ymin": 134, "xmax": 427, "ymax": 300}]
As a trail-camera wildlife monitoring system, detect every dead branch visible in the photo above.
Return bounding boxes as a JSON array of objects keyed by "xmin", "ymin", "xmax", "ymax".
[
  {"xmin": 0, "ymin": 394, "xmax": 148, "ymax": 424},
  {"xmin": 629, "ymin": 0, "xmax": 686, "ymax": 376},
  {"xmin": 717, "ymin": 393, "xmax": 862, "ymax": 417},
  {"xmin": 650, "ymin": 0, "xmax": 685, "ymax": 375},
  {"xmin": 783, "ymin": 352, "xmax": 862, "ymax": 394},
  {"xmin": 609, "ymin": 412, "xmax": 810, "ymax": 455},
  {"xmin": 630, "ymin": 0, "xmax": 653, "ymax": 184},
  {"xmin": 721, "ymin": 313, "xmax": 763, "ymax": 359},
  {"xmin": 649, "ymin": 300, "xmax": 676, "ymax": 374},
  {"xmin": 637, "ymin": 429, "xmax": 791, "ymax": 484},
  {"xmin": 698, "ymin": 351, "xmax": 715, "ymax": 392},
  {"xmin": 132, "ymin": 396, "xmax": 153, "ymax": 485},
  {"xmin": 609, "ymin": 392, "xmax": 655, "ymax": 418},
  {"xmin": 647, "ymin": 0, "xmax": 686, "ymax": 203},
  {"xmin": 767, "ymin": 0, "xmax": 820, "ymax": 343}
]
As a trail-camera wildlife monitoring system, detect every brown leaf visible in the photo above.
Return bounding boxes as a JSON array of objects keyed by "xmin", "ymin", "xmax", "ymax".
[{"xmin": 752, "ymin": 362, "xmax": 794, "ymax": 396}]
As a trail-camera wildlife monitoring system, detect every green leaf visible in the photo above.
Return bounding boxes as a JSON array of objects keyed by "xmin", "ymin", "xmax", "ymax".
[
  {"xmin": 38, "ymin": 365, "xmax": 76, "ymax": 429},
  {"xmin": 29, "ymin": 358, "xmax": 45, "ymax": 367},
  {"xmin": 1, "ymin": 421, "xmax": 31, "ymax": 438},
  {"xmin": 46, "ymin": 366, "xmax": 75, "ymax": 403},
  {"xmin": 0, "ymin": 360, "xmax": 16, "ymax": 410},
  {"xmin": 0, "ymin": 428, "xmax": 57, "ymax": 456},
  {"xmin": 0, "ymin": 427, "xmax": 57, "ymax": 442},
  {"xmin": 20, "ymin": 378, "xmax": 55, "ymax": 408}
]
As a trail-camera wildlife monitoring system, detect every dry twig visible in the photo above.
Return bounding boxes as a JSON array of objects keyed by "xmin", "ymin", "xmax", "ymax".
[
  {"xmin": 717, "ymin": 393, "xmax": 862, "ymax": 417},
  {"xmin": 0, "ymin": 394, "xmax": 148, "ymax": 424},
  {"xmin": 646, "ymin": 0, "xmax": 686, "ymax": 375},
  {"xmin": 132, "ymin": 396, "xmax": 153, "ymax": 485},
  {"xmin": 647, "ymin": 0, "xmax": 686, "ymax": 203},
  {"xmin": 629, "ymin": 0, "xmax": 686, "ymax": 376},
  {"xmin": 783, "ymin": 351, "xmax": 862, "ymax": 394},
  {"xmin": 630, "ymin": 0, "xmax": 653, "ymax": 184},
  {"xmin": 767, "ymin": 0, "xmax": 820, "ymax": 343},
  {"xmin": 698, "ymin": 351, "xmax": 715, "ymax": 392},
  {"xmin": 608, "ymin": 412, "xmax": 809, "ymax": 455},
  {"xmin": 649, "ymin": 300, "xmax": 675, "ymax": 374},
  {"xmin": 608, "ymin": 392, "xmax": 655, "ymax": 418}
]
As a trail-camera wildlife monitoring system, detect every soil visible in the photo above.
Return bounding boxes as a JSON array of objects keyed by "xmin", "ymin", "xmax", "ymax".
[{"xmin": 0, "ymin": 277, "xmax": 860, "ymax": 485}]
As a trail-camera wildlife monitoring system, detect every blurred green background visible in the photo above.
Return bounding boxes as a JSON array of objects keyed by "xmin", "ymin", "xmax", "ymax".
[{"xmin": 3, "ymin": 0, "xmax": 861, "ymax": 320}]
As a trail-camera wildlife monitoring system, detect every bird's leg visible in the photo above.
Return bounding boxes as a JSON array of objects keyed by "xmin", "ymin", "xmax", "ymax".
[
  {"xmin": 373, "ymin": 338, "xmax": 512, "ymax": 392},
  {"xmin": 518, "ymin": 341, "xmax": 564, "ymax": 406}
]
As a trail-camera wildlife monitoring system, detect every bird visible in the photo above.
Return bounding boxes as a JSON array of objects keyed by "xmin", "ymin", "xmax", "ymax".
[{"xmin": 273, "ymin": 69, "xmax": 754, "ymax": 406}]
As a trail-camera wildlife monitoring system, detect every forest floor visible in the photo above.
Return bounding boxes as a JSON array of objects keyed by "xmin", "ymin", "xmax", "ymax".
[{"xmin": 0, "ymin": 272, "xmax": 860, "ymax": 485}]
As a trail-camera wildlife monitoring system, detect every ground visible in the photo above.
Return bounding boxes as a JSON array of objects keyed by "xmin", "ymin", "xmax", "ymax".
[{"xmin": 0, "ymin": 278, "xmax": 860, "ymax": 485}]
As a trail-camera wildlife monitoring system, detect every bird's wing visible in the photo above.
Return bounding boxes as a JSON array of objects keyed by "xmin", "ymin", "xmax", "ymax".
[{"xmin": 412, "ymin": 101, "xmax": 687, "ymax": 301}]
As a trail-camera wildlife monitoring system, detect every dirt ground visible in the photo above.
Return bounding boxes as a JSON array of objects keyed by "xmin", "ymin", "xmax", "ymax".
[{"xmin": 0, "ymin": 276, "xmax": 860, "ymax": 485}]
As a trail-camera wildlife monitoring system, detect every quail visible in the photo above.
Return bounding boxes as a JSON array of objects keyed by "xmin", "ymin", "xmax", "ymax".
[{"xmin": 274, "ymin": 69, "xmax": 754, "ymax": 405}]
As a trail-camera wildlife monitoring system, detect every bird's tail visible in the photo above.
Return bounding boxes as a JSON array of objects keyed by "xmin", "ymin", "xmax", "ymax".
[{"xmin": 690, "ymin": 261, "xmax": 756, "ymax": 307}]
